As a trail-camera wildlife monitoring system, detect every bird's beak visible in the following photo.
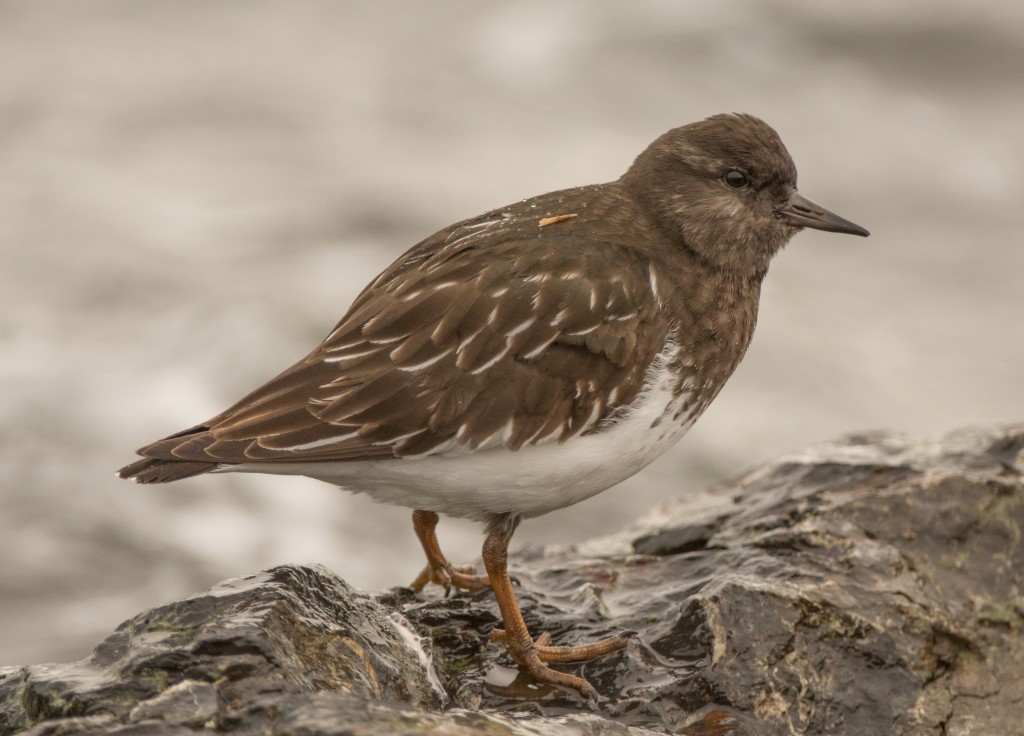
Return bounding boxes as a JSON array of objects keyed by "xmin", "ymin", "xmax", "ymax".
[{"xmin": 776, "ymin": 191, "xmax": 869, "ymax": 237}]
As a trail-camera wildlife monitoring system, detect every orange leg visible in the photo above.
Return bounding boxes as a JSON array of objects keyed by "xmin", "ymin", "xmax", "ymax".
[
  {"xmin": 481, "ymin": 514, "xmax": 628, "ymax": 699},
  {"xmin": 409, "ymin": 510, "xmax": 490, "ymax": 594}
]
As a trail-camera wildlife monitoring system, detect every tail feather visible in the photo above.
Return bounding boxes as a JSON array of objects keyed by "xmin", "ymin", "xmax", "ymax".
[{"xmin": 117, "ymin": 457, "xmax": 218, "ymax": 484}]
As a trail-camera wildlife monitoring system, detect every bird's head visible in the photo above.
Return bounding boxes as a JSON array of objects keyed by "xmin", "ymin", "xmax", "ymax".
[{"xmin": 623, "ymin": 113, "xmax": 868, "ymax": 277}]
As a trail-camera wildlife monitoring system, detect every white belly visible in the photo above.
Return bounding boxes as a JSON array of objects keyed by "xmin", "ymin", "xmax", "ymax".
[{"xmin": 230, "ymin": 345, "xmax": 698, "ymax": 521}]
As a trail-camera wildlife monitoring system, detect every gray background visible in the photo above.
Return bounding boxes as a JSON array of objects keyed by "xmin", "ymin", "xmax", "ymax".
[{"xmin": 2, "ymin": 1, "xmax": 1022, "ymax": 666}]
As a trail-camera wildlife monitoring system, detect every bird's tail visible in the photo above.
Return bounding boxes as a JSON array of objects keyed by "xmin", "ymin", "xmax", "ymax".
[{"xmin": 117, "ymin": 457, "xmax": 218, "ymax": 484}]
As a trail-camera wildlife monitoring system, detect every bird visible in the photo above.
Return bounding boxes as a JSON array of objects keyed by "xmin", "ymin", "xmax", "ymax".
[{"xmin": 118, "ymin": 113, "xmax": 868, "ymax": 699}]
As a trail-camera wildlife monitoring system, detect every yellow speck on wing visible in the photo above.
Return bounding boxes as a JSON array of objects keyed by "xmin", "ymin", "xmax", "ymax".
[{"xmin": 538, "ymin": 213, "xmax": 578, "ymax": 227}]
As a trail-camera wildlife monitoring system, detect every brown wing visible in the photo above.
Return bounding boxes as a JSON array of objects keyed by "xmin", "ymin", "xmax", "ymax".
[{"xmin": 137, "ymin": 215, "xmax": 667, "ymax": 465}]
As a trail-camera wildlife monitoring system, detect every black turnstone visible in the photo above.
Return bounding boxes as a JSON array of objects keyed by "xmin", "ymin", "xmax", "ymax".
[{"xmin": 119, "ymin": 113, "xmax": 869, "ymax": 698}]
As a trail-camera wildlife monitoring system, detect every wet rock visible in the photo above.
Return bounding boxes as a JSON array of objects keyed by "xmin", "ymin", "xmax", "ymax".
[{"xmin": 2, "ymin": 425, "xmax": 1022, "ymax": 735}]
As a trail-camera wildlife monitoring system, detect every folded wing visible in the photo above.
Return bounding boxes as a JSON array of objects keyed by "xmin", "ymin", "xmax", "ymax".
[{"xmin": 136, "ymin": 227, "xmax": 667, "ymax": 466}]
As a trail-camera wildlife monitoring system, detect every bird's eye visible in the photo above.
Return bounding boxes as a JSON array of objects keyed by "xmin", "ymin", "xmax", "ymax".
[{"xmin": 724, "ymin": 169, "xmax": 749, "ymax": 189}]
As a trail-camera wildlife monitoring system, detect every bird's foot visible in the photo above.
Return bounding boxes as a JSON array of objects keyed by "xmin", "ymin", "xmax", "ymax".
[
  {"xmin": 489, "ymin": 628, "xmax": 628, "ymax": 699},
  {"xmin": 410, "ymin": 509, "xmax": 491, "ymax": 595},
  {"xmin": 410, "ymin": 561, "xmax": 491, "ymax": 595}
]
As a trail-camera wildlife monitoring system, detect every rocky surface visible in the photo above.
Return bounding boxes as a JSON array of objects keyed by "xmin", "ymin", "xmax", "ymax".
[{"xmin": 2, "ymin": 425, "xmax": 1022, "ymax": 736}]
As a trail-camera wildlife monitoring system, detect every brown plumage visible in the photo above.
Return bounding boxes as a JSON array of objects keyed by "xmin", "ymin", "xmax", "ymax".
[
  {"xmin": 117, "ymin": 113, "xmax": 868, "ymax": 697},
  {"xmin": 125, "ymin": 187, "xmax": 673, "ymax": 474}
]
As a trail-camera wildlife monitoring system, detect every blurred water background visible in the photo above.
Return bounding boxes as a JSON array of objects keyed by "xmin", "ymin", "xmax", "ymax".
[{"xmin": 2, "ymin": 1, "xmax": 1022, "ymax": 666}]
